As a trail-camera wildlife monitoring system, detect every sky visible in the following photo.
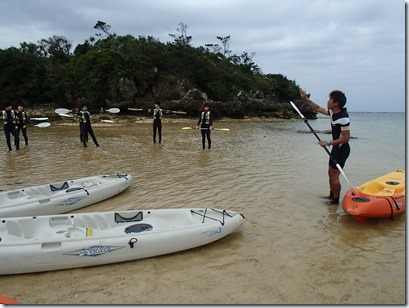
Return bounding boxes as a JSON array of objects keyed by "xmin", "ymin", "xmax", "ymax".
[{"xmin": 0, "ymin": 0, "xmax": 405, "ymax": 112}]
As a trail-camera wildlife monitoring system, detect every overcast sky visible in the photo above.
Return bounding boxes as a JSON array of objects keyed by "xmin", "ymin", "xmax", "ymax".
[{"xmin": 0, "ymin": 0, "xmax": 405, "ymax": 112}]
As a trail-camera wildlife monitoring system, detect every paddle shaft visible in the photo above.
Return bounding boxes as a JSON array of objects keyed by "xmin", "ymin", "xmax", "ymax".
[
  {"xmin": 290, "ymin": 101, "xmax": 355, "ymax": 191},
  {"xmin": 129, "ymin": 108, "xmax": 186, "ymax": 115},
  {"xmin": 182, "ymin": 127, "xmax": 230, "ymax": 131},
  {"xmin": 56, "ymin": 108, "xmax": 119, "ymax": 114}
]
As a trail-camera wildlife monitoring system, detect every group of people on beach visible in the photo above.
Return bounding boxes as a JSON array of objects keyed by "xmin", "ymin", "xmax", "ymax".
[
  {"xmin": 1, "ymin": 100, "xmax": 215, "ymax": 150},
  {"xmin": 76, "ymin": 100, "xmax": 214, "ymax": 149},
  {"xmin": 2, "ymin": 89, "xmax": 350, "ymax": 205}
]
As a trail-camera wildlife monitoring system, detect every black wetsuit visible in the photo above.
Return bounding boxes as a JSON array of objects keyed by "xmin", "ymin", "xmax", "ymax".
[
  {"xmin": 78, "ymin": 111, "xmax": 99, "ymax": 147},
  {"xmin": 329, "ymin": 108, "xmax": 350, "ymax": 169},
  {"xmin": 2, "ymin": 110, "xmax": 19, "ymax": 151},
  {"xmin": 197, "ymin": 111, "xmax": 213, "ymax": 149},
  {"xmin": 153, "ymin": 109, "xmax": 162, "ymax": 143},
  {"xmin": 16, "ymin": 111, "xmax": 28, "ymax": 145}
]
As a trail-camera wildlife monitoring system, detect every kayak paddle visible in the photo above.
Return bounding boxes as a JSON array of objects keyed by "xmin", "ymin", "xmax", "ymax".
[
  {"xmin": 55, "ymin": 107, "xmax": 120, "ymax": 114},
  {"xmin": 289, "ymin": 100, "xmax": 355, "ymax": 190},
  {"xmin": 128, "ymin": 108, "xmax": 186, "ymax": 115},
  {"xmin": 182, "ymin": 127, "xmax": 230, "ymax": 131},
  {"xmin": 34, "ymin": 122, "xmax": 51, "ymax": 128},
  {"xmin": 169, "ymin": 110, "xmax": 187, "ymax": 115},
  {"xmin": 30, "ymin": 117, "xmax": 49, "ymax": 121},
  {"xmin": 106, "ymin": 108, "xmax": 120, "ymax": 114},
  {"xmin": 58, "ymin": 113, "xmax": 73, "ymax": 117},
  {"xmin": 55, "ymin": 108, "xmax": 71, "ymax": 114}
]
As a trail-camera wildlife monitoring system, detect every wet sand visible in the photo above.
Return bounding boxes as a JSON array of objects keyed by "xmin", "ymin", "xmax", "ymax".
[{"xmin": 0, "ymin": 117, "xmax": 405, "ymax": 304}]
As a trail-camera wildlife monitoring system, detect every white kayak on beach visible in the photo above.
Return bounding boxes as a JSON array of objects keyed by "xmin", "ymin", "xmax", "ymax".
[
  {"xmin": 0, "ymin": 174, "xmax": 133, "ymax": 218},
  {"xmin": 0, "ymin": 208, "xmax": 245, "ymax": 275}
]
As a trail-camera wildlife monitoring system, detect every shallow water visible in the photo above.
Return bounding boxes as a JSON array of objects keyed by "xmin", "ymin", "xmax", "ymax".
[{"xmin": 0, "ymin": 113, "xmax": 405, "ymax": 304}]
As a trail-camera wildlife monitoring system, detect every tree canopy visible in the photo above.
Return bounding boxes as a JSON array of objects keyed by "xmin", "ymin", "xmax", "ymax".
[{"xmin": 0, "ymin": 22, "xmax": 304, "ymax": 118}]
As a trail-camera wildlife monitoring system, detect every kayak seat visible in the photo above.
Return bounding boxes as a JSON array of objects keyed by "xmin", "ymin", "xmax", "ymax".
[
  {"xmin": 50, "ymin": 182, "xmax": 69, "ymax": 192},
  {"xmin": 125, "ymin": 223, "xmax": 153, "ymax": 234},
  {"xmin": 115, "ymin": 211, "xmax": 143, "ymax": 223}
]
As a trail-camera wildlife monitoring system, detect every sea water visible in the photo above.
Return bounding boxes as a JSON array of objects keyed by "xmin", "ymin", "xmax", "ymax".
[{"xmin": 0, "ymin": 112, "xmax": 405, "ymax": 304}]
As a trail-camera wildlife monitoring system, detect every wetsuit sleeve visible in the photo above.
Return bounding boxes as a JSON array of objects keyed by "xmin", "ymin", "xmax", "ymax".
[{"xmin": 209, "ymin": 112, "xmax": 213, "ymax": 126}]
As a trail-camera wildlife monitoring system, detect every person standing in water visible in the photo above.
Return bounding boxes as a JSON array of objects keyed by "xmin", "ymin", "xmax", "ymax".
[
  {"xmin": 16, "ymin": 105, "xmax": 29, "ymax": 146},
  {"xmin": 196, "ymin": 103, "xmax": 213, "ymax": 149},
  {"xmin": 152, "ymin": 100, "xmax": 163, "ymax": 144},
  {"xmin": 2, "ymin": 103, "xmax": 19, "ymax": 151},
  {"xmin": 77, "ymin": 105, "xmax": 99, "ymax": 147},
  {"xmin": 299, "ymin": 89, "xmax": 350, "ymax": 205}
]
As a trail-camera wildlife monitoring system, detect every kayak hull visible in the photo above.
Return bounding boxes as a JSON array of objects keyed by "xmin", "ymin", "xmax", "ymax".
[
  {"xmin": 342, "ymin": 169, "xmax": 405, "ymax": 222},
  {"xmin": 0, "ymin": 174, "xmax": 133, "ymax": 218},
  {"xmin": 0, "ymin": 208, "xmax": 244, "ymax": 275}
]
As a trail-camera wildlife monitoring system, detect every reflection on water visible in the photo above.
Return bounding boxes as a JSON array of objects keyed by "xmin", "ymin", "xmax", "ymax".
[{"xmin": 0, "ymin": 118, "xmax": 405, "ymax": 304}]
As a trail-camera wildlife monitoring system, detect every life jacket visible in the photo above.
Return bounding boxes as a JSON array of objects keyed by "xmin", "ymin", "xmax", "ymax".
[
  {"xmin": 80, "ymin": 111, "xmax": 91, "ymax": 124},
  {"xmin": 153, "ymin": 109, "xmax": 162, "ymax": 120},
  {"xmin": 201, "ymin": 111, "xmax": 211, "ymax": 125},
  {"xmin": 16, "ymin": 111, "xmax": 27, "ymax": 125},
  {"xmin": 2, "ymin": 110, "xmax": 17, "ymax": 125}
]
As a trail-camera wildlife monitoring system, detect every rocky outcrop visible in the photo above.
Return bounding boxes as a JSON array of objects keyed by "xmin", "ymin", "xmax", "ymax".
[{"xmin": 170, "ymin": 89, "xmax": 317, "ymax": 119}]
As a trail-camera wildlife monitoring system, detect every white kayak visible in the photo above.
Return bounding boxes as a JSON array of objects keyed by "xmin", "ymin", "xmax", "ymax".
[
  {"xmin": 0, "ymin": 174, "xmax": 133, "ymax": 218},
  {"xmin": 0, "ymin": 208, "xmax": 245, "ymax": 275}
]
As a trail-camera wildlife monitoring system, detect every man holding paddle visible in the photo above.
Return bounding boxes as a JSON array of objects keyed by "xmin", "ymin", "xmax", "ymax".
[
  {"xmin": 196, "ymin": 103, "xmax": 213, "ymax": 149},
  {"xmin": 299, "ymin": 89, "xmax": 351, "ymax": 205}
]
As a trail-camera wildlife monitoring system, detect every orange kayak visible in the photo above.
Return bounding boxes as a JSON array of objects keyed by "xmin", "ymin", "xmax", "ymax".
[
  {"xmin": 0, "ymin": 295, "xmax": 21, "ymax": 304},
  {"xmin": 342, "ymin": 169, "xmax": 405, "ymax": 222}
]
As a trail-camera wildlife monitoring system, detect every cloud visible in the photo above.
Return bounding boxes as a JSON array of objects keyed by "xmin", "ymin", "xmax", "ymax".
[{"xmin": 0, "ymin": 0, "xmax": 404, "ymax": 111}]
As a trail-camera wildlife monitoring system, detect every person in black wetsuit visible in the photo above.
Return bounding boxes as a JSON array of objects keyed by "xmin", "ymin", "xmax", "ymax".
[
  {"xmin": 77, "ymin": 105, "xmax": 99, "ymax": 147},
  {"xmin": 152, "ymin": 100, "xmax": 163, "ymax": 144},
  {"xmin": 2, "ymin": 103, "xmax": 19, "ymax": 151},
  {"xmin": 196, "ymin": 104, "xmax": 213, "ymax": 149},
  {"xmin": 16, "ymin": 105, "xmax": 29, "ymax": 146},
  {"xmin": 300, "ymin": 89, "xmax": 351, "ymax": 205}
]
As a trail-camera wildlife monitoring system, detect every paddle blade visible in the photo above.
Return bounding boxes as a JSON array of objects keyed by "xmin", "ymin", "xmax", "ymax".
[
  {"xmin": 58, "ymin": 113, "xmax": 73, "ymax": 117},
  {"xmin": 215, "ymin": 128, "xmax": 230, "ymax": 131},
  {"xmin": 35, "ymin": 122, "xmax": 51, "ymax": 128},
  {"xmin": 101, "ymin": 119, "xmax": 114, "ymax": 123},
  {"xmin": 182, "ymin": 127, "xmax": 194, "ymax": 130},
  {"xmin": 55, "ymin": 108, "xmax": 71, "ymax": 114},
  {"xmin": 106, "ymin": 108, "xmax": 120, "ymax": 114},
  {"xmin": 30, "ymin": 117, "xmax": 49, "ymax": 121}
]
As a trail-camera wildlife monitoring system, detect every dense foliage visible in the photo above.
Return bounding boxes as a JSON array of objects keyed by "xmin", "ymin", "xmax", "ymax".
[{"xmin": 0, "ymin": 25, "xmax": 303, "ymax": 117}]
